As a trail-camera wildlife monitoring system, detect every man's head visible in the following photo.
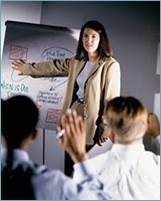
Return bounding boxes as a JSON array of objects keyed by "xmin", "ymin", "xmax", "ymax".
[
  {"xmin": 104, "ymin": 96, "xmax": 148, "ymax": 144},
  {"xmin": 2, "ymin": 95, "xmax": 39, "ymax": 149}
]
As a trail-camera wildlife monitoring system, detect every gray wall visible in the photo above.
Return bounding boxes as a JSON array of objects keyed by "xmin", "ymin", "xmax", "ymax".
[
  {"xmin": 41, "ymin": 1, "xmax": 160, "ymax": 112},
  {"xmin": 1, "ymin": 1, "xmax": 42, "ymax": 55}
]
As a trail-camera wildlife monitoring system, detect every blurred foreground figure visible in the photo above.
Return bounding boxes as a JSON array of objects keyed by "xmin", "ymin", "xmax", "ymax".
[{"xmin": 1, "ymin": 95, "xmax": 109, "ymax": 200}]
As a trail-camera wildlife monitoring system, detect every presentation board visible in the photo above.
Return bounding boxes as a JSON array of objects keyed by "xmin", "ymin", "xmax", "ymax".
[{"xmin": 1, "ymin": 21, "xmax": 79, "ymax": 130}]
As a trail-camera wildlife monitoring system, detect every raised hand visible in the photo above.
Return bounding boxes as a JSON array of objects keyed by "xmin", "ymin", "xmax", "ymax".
[{"xmin": 58, "ymin": 109, "xmax": 88, "ymax": 163}]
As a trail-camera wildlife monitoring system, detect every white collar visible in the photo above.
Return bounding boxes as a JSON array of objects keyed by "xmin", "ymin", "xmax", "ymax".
[{"xmin": 110, "ymin": 144, "xmax": 145, "ymax": 163}]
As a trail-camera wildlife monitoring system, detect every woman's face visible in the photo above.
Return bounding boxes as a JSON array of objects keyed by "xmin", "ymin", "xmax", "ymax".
[{"xmin": 82, "ymin": 28, "xmax": 100, "ymax": 54}]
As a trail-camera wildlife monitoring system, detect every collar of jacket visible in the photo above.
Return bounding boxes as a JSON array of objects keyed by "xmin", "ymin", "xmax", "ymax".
[{"xmin": 86, "ymin": 57, "xmax": 110, "ymax": 79}]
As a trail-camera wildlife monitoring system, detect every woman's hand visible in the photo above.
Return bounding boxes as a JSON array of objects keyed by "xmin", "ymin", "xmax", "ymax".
[
  {"xmin": 12, "ymin": 59, "xmax": 26, "ymax": 74},
  {"xmin": 58, "ymin": 109, "xmax": 88, "ymax": 163},
  {"xmin": 94, "ymin": 125, "xmax": 114, "ymax": 146}
]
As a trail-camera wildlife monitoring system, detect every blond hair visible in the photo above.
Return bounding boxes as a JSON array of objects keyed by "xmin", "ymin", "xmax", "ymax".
[{"xmin": 105, "ymin": 96, "xmax": 148, "ymax": 143}]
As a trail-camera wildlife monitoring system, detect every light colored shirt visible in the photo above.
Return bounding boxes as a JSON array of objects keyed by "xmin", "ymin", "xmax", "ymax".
[
  {"xmin": 1, "ymin": 149, "xmax": 109, "ymax": 200},
  {"xmin": 76, "ymin": 61, "xmax": 94, "ymax": 101},
  {"xmin": 88, "ymin": 136, "xmax": 160, "ymax": 158},
  {"xmin": 74, "ymin": 144, "xmax": 160, "ymax": 200}
]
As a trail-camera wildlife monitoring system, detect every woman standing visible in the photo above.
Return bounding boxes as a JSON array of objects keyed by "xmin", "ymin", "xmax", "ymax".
[{"xmin": 12, "ymin": 20, "xmax": 121, "ymax": 175}]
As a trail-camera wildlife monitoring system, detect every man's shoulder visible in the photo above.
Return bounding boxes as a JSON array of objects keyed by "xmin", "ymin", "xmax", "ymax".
[
  {"xmin": 33, "ymin": 165, "xmax": 68, "ymax": 182},
  {"xmin": 14, "ymin": 161, "xmax": 69, "ymax": 183},
  {"xmin": 7, "ymin": 162, "xmax": 49, "ymax": 177},
  {"xmin": 142, "ymin": 149, "xmax": 160, "ymax": 165}
]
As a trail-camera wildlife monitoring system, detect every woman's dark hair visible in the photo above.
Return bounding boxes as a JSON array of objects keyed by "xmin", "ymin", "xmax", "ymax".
[
  {"xmin": 2, "ymin": 95, "xmax": 39, "ymax": 148},
  {"xmin": 75, "ymin": 20, "xmax": 112, "ymax": 60}
]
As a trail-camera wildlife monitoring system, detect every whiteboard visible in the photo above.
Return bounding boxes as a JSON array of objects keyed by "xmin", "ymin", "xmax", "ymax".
[{"xmin": 1, "ymin": 20, "xmax": 79, "ymax": 130}]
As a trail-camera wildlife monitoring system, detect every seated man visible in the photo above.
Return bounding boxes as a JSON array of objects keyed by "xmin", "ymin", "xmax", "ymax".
[
  {"xmin": 64, "ymin": 96, "xmax": 160, "ymax": 200},
  {"xmin": 88, "ymin": 112, "xmax": 160, "ymax": 158},
  {"xmin": 1, "ymin": 95, "xmax": 108, "ymax": 200}
]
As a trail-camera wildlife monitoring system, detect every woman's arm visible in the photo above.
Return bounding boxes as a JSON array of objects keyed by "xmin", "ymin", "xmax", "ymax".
[
  {"xmin": 12, "ymin": 58, "xmax": 75, "ymax": 77},
  {"xmin": 104, "ymin": 60, "xmax": 121, "ymax": 101}
]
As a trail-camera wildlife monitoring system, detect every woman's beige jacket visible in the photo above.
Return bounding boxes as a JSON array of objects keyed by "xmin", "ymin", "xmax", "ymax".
[{"xmin": 20, "ymin": 56, "xmax": 121, "ymax": 145}]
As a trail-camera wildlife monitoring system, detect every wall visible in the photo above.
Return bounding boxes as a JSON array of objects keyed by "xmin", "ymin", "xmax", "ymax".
[{"xmin": 1, "ymin": 1, "xmax": 42, "ymax": 55}]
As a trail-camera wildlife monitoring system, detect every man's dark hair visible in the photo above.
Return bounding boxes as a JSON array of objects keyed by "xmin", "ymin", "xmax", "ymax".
[{"xmin": 2, "ymin": 95, "xmax": 39, "ymax": 148}]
